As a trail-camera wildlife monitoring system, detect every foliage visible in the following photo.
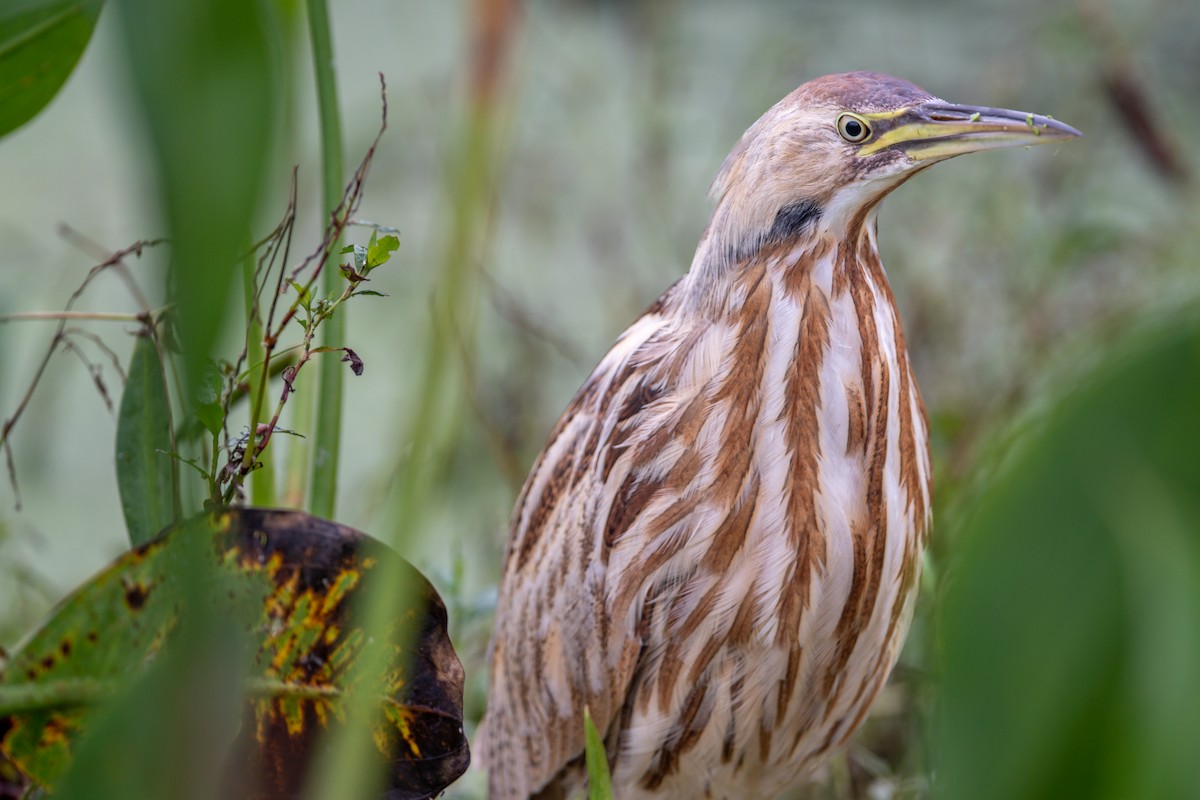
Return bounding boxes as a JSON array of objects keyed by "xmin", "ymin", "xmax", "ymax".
[
  {"xmin": 0, "ymin": 508, "xmax": 469, "ymax": 797},
  {"xmin": 936, "ymin": 312, "xmax": 1200, "ymax": 800},
  {"xmin": 0, "ymin": 0, "xmax": 466, "ymax": 797},
  {"xmin": 306, "ymin": 0, "xmax": 349, "ymax": 522},
  {"xmin": 0, "ymin": 0, "xmax": 103, "ymax": 139},
  {"xmin": 3, "ymin": 1, "xmax": 1200, "ymax": 799},
  {"xmin": 115, "ymin": 333, "xmax": 175, "ymax": 546},
  {"xmin": 110, "ymin": 0, "xmax": 276, "ymax": 398},
  {"xmin": 0, "ymin": 77, "xmax": 395, "ymax": 517}
]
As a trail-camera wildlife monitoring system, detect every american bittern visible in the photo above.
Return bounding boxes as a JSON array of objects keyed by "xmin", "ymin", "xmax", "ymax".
[{"xmin": 479, "ymin": 72, "xmax": 1079, "ymax": 798}]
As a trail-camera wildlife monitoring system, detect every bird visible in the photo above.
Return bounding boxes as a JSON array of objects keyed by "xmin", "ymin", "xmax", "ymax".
[{"xmin": 478, "ymin": 71, "xmax": 1079, "ymax": 799}]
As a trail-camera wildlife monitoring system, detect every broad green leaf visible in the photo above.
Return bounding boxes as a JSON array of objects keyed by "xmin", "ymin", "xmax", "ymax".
[
  {"xmin": 0, "ymin": 0, "xmax": 104, "ymax": 139},
  {"xmin": 584, "ymin": 706, "xmax": 613, "ymax": 800},
  {"xmin": 55, "ymin": 523, "xmax": 246, "ymax": 800},
  {"xmin": 936, "ymin": 314, "xmax": 1200, "ymax": 800},
  {"xmin": 53, "ymin": 636, "xmax": 244, "ymax": 800},
  {"xmin": 115, "ymin": 333, "xmax": 176, "ymax": 547},
  {"xmin": 0, "ymin": 508, "xmax": 470, "ymax": 798}
]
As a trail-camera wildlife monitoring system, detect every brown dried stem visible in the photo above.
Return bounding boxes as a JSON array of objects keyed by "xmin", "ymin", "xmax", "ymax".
[
  {"xmin": 222, "ymin": 76, "xmax": 390, "ymax": 501},
  {"xmin": 0, "ymin": 238, "xmax": 164, "ymax": 508}
]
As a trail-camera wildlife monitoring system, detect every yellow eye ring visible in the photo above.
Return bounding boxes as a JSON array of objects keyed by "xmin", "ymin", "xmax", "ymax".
[{"xmin": 836, "ymin": 113, "xmax": 871, "ymax": 143}]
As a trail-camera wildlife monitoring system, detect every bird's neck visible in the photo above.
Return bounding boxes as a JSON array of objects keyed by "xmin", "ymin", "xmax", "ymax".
[
  {"xmin": 678, "ymin": 212, "xmax": 882, "ymax": 325},
  {"xmin": 680, "ymin": 190, "xmax": 885, "ymax": 318}
]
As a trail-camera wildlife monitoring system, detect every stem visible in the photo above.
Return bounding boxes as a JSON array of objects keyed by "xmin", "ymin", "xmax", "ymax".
[
  {"xmin": 305, "ymin": 0, "xmax": 345, "ymax": 519},
  {"xmin": 0, "ymin": 311, "xmax": 146, "ymax": 323},
  {"xmin": 210, "ymin": 428, "xmax": 221, "ymax": 504},
  {"xmin": 242, "ymin": 244, "xmax": 276, "ymax": 506},
  {"xmin": 307, "ymin": 0, "xmax": 511, "ymax": 789},
  {"xmin": 1, "ymin": 239, "xmax": 162, "ymax": 460},
  {"xmin": 227, "ymin": 278, "xmax": 358, "ymax": 504},
  {"xmin": 0, "ymin": 676, "xmax": 345, "ymax": 717},
  {"xmin": 148, "ymin": 324, "xmax": 183, "ymax": 521},
  {"xmin": 0, "ymin": 678, "xmax": 106, "ymax": 716}
]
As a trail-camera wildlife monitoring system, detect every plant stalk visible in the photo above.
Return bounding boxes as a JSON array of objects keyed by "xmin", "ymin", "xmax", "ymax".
[
  {"xmin": 306, "ymin": 60, "xmax": 504, "ymax": 800},
  {"xmin": 304, "ymin": 0, "xmax": 345, "ymax": 518},
  {"xmin": 242, "ymin": 245, "xmax": 276, "ymax": 506}
]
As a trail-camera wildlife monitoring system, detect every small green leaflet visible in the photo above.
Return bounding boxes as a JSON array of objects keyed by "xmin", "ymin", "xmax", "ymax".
[
  {"xmin": 340, "ymin": 233, "xmax": 399, "ymax": 275},
  {"xmin": 287, "ymin": 279, "xmax": 313, "ymax": 312},
  {"xmin": 365, "ymin": 233, "xmax": 398, "ymax": 271}
]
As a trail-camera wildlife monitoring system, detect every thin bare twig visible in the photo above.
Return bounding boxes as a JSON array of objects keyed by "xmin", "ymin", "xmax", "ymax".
[
  {"xmin": 0, "ymin": 311, "xmax": 146, "ymax": 324},
  {"xmin": 282, "ymin": 75, "xmax": 390, "ymax": 293},
  {"xmin": 58, "ymin": 225, "xmax": 156, "ymax": 313},
  {"xmin": 0, "ymin": 238, "xmax": 163, "ymax": 506},
  {"xmin": 60, "ymin": 338, "xmax": 114, "ymax": 412},
  {"xmin": 224, "ymin": 75, "xmax": 390, "ymax": 499},
  {"xmin": 64, "ymin": 328, "xmax": 129, "ymax": 383},
  {"xmin": 2, "ymin": 441, "xmax": 18, "ymax": 510}
]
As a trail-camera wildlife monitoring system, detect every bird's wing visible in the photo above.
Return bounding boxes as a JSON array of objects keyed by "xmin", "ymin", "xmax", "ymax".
[{"xmin": 480, "ymin": 282, "xmax": 703, "ymax": 798}]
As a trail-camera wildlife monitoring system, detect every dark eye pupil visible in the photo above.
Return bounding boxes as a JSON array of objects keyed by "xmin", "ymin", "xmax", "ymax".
[{"xmin": 844, "ymin": 119, "xmax": 862, "ymax": 138}]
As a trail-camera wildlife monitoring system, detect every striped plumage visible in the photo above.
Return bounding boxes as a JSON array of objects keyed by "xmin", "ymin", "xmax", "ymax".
[{"xmin": 479, "ymin": 72, "xmax": 1078, "ymax": 799}]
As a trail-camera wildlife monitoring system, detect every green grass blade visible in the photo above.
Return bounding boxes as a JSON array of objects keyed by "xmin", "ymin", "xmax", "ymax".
[
  {"xmin": 584, "ymin": 706, "xmax": 613, "ymax": 800},
  {"xmin": 110, "ymin": 0, "xmax": 279, "ymax": 400},
  {"xmin": 305, "ymin": 0, "xmax": 345, "ymax": 519}
]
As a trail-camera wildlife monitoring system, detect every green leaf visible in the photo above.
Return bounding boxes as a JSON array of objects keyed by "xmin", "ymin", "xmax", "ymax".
[
  {"xmin": 53, "ymin": 637, "xmax": 243, "ymax": 800},
  {"xmin": 365, "ymin": 234, "xmax": 398, "ymax": 271},
  {"xmin": 0, "ymin": 0, "xmax": 104, "ymax": 139},
  {"xmin": 0, "ymin": 508, "xmax": 470, "ymax": 797},
  {"xmin": 937, "ymin": 313, "xmax": 1200, "ymax": 800},
  {"xmin": 110, "ymin": 0, "xmax": 279, "ymax": 397},
  {"xmin": 584, "ymin": 706, "xmax": 613, "ymax": 800},
  {"xmin": 287, "ymin": 278, "xmax": 312, "ymax": 313},
  {"xmin": 114, "ymin": 333, "xmax": 176, "ymax": 547}
]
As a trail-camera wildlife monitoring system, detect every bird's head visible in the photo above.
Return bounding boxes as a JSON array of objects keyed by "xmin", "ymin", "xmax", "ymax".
[{"xmin": 692, "ymin": 71, "xmax": 1080, "ymax": 286}]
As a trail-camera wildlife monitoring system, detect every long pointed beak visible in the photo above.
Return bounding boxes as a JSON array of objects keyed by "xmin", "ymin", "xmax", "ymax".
[{"xmin": 858, "ymin": 100, "xmax": 1081, "ymax": 161}]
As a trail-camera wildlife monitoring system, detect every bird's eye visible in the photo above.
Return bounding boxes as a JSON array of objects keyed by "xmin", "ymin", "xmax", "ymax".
[{"xmin": 837, "ymin": 113, "xmax": 871, "ymax": 143}]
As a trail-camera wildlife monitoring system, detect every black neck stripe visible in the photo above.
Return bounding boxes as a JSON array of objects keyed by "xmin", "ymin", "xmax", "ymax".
[{"xmin": 767, "ymin": 200, "xmax": 823, "ymax": 243}]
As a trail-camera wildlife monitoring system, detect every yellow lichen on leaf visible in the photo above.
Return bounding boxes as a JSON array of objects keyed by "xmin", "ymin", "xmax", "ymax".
[
  {"xmin": 318, "ymin": 569, "xmax": 360, "ymax": 616},
  {"xmin": 383, "ymin": 704, "xmax": 422, "ymax": 758}
]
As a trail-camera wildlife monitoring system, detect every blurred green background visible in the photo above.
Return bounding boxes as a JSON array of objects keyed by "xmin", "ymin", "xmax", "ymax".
[{"xmin": 2, "ymin": 0, "xmax": 1198, "ymax": 797}]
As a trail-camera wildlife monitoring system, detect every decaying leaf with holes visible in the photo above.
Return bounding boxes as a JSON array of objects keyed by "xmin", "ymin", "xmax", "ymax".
[{"xmin": 0, "ymin": 508, "xmax": 469, "ymax": 798}]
